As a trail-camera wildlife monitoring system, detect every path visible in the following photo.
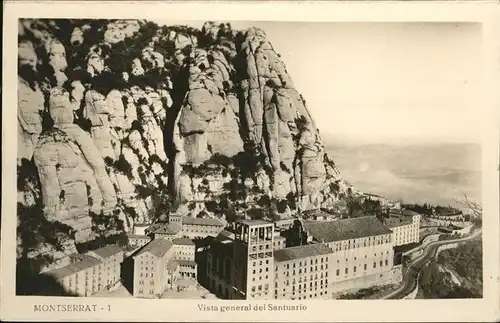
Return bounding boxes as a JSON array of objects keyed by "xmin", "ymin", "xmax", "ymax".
[{"xmin": 381, "ymin": 228, "xmax": 482, "ymax": 299}]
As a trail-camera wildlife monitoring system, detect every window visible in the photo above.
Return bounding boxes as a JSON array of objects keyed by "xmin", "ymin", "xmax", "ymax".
[
  {"xmin": 353, "ymin": 266, "xmax": 356, "ymax": 273},
  {"xmin": 380, "ymin": 261, "xmax": 383, "ymax": 267},
  {"xmin": 385, "ymin": 260, "xmax": 389, "ymax": 266},
  {"xmin": 364, "ymin": 264, "xmax": 367, "ymax": 270},
  {"xmin": 345, "ymin": 268, "xmax": 348, "ymax": 274},
  {"xmin": 373, "ymin": 262, "xmax": 376, "ymax": 268},
  {"xmin": 336, "ymin": 269, "xmax": 340, "ymax": 276}
]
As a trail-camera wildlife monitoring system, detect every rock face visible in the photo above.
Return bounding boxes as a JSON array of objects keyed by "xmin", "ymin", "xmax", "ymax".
[{"xmin": 17, "ymin": 19, "xmax": 354, "ymax": 269}]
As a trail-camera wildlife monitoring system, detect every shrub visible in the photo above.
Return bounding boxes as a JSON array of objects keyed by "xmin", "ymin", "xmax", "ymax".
[
  {"xmin": 114, "ymin": 154, "xmax": 133, "ymax": 179},
  {"xmin": 205, "ymin": 201, "xmax": 218, "ymax": 213},
  {"xmin": 135, "ymin": 185, "xmax": 153, "ymax": 199},
  {"xmin": 277, "ymin": 199, "xmax": 288, "ymax": 213}
]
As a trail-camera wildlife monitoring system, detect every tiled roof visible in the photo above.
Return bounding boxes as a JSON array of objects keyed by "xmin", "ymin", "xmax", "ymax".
[
  {"xmin": 390, "ymin": 209, "xmax": 420, "ymax": 217},
  {"xmin": 274, "ymin": 244, "xmax": 332, "ymax": 262},
  {"xmin": 44, "ymin": 255, "xmax": 101, "ymax": 280},
  {"xmin": 383, "ymin": 216, "xmax": 413, "ymax": 228},
  {"xmin": 150, "ymin": 222, "xmax": 182, "ymax": 235},
  {"xmin": 135, "ymin": 239, "xmax": 173, "ymax": 258},
  {"xmin": 87, "ymin": 245, "xmax": 123, "ymax": 259},
  {"xmin": 214, "ymin": 230, "xmax": 235, "ymax": 243},
  {"xmin": 303, "ymin": 216, "xmax": 393, "ymax": 243},
  {"xmin": 176, "ymin": 260, "xmax": 197, "ymax": 267},
  {"xmin": 274, "ymin": 236, "xmax": 286, "ymax": 240},
  {"xmin": 173, "ymin": 238, "xmax": 195, "ymax": 246},
  {"xmin": 182, "ymin": 216, "xmax": 224, "ymax": 227}
]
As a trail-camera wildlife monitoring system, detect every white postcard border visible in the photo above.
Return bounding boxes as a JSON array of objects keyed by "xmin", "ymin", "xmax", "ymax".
[{"xmin": 2, "ymin": 1, "xmax": 499, "ymax": 322}]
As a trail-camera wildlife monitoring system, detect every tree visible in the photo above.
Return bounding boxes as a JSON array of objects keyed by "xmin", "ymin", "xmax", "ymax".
[
  {"xmin": 284, "ymin": 220, "xmax": 308, "ymax": 247},
  {"xmin": 455, "ymin": 191, "xmax": 482, "ymax": 218}
]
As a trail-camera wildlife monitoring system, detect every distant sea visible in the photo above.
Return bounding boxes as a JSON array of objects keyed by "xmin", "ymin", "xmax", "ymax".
[{"xmin": 324, "ymin": 137, "xmax": 482, "ymax": 209}]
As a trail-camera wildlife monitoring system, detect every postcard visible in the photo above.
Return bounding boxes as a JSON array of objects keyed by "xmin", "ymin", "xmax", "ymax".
[{"xmin": 2, "ymin": 0, "xmax": 499, "ymax": 322}]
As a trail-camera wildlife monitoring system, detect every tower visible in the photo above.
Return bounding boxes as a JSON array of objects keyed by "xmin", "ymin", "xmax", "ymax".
[{"xmin": 232, "ymin": 219, "xmax": 275, "ymax": 300}]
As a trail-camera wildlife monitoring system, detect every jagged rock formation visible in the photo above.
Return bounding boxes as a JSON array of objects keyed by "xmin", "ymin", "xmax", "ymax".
[{"xmin": 16, "ymin": 19, "xmax": 355, "ymax": 272}]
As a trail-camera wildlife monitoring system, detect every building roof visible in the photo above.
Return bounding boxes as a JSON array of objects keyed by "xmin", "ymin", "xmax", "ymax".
[
  {"xmin": 135, "ymin": 238, "xmax": 174, "ymax": 258},
  {"xmin": 214, "ymin": 230, "xmax": 235, "ymax": 243},
  {"xmin": 173, "ymin": 238, "xmax": 195, "ymax": 246},
  {"xmin": 44, "ymin": 255, "xmax": 101, "ymax": 280},
  {"xmin": 182, "ymin": 216, "xmax": 224, "ymax": 227},
  {"xmin": 274, "ymin": 244, "xmax": 333, "ymax": 262},
  {"xmin": 383, "ymin": 216, "xmax": 413, "ymax": 228},
  {"xmin": 127, "ymin": 234, "xmax": 151, "ymax": 239},
  {"xmin": 303, "ymin": 216, "xmax": 393, "ymax": 243},
  {"xmin": 150, "ymin": 222, "xmax": 182, "ymax": 235},
  {"xmin": 390, "ymin": 209, "xmax": 420, "ymax": 217},
  {"xmin": 274, "ymin": 236, "xmax": 286, "ymax": 240},
  {"xmin": 176, "ymin": 260, "xmax": 197, "ymax": 267},
  {"xmin": 88, "ymin": 245, "xmax": 123, "ymax": 259},
  {"xmin": 237, "ymin": 219, "xmax": 272, "ymax": 226},
  {"xmin": 274, "ymin": 217, "xmax": 296, "ymax": 225}
]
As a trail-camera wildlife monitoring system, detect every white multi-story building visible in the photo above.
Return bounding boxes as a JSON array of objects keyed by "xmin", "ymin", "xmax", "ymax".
[
  {"xmin": 381, "ymin": 209, "xmax": 421, "ymax": 246},
  {"xmin": 43, "ymin": 245, "xmax": 124, "ymax": 296},
  {"xmin": 205, "ymin": 216, "xmax": 402, "ymax": 299},
  {"xmin": 303, "ymin": 216, "xmax": 397, "ymax": 293}
]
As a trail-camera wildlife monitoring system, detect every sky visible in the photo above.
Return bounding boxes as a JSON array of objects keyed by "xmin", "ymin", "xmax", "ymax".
[{"xmin": 155, "ymin": 20, "xmax": 484, "ymax": 144}]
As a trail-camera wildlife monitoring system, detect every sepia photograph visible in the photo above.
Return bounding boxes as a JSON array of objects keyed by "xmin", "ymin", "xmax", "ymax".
[
  {"xmin": 2, "ymin": 1, "xmax": 500, "ymax": 322},
  {"xmin": 14, "ymin": 17, "xmax": 485, "ymax": 300}
]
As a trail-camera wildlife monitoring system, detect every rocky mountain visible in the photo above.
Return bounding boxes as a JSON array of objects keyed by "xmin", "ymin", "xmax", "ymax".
[{"xmin": 16, "ymin": 19, "xmax": 353, "ymax": 272}]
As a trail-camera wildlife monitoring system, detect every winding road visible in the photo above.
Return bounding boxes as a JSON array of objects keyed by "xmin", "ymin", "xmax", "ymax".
[{"xmin": 381, "ymin": 228, "xmax": 482, "ymax": 299}]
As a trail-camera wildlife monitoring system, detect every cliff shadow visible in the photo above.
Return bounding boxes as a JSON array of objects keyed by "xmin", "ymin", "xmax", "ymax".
[
  {"xmin": 193, "ymin": 237, "xmax": 213, "ymax": 291},
  {"xmin": 162, "ymin": 64, "xmax": 190, "ymax": 197},
  {"xmin": 16, "ymin": 258, "xmax": 77, "ymax": 296},
  {"xmin": 120, "ymin": 256, "xmax": 135, "ymax": 295}
]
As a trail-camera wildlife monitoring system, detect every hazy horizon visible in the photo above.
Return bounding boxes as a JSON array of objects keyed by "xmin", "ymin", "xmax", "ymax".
[
  {"xmin": 324, "ymin": 138, "xmax": 482, "ymax": 208},
  {"xmin": 153, "ymin": 20, "xmax": 483, "ymax": 144}
]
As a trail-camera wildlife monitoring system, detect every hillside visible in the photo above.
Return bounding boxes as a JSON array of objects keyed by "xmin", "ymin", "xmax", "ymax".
[
  {"xmin": 16, "ymin": 19, "xmax": 354, "ymax": 275},
  {"xmin": 418, "ymin": 240, "xmax": 483, "ymax": 298}
]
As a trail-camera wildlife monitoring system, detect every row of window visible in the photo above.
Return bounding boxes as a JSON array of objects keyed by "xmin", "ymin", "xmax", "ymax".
[
  {"xmin": 335, "ymin": 259, "xmax": 389, "ymax": 275},
  {"xmin": 278, "ymin": 264, "xmax": 328, "ymax": 276},
  {"xmin": 250, "ymin": 283, "xmax": 269, "ymax": 292},
  {"xmin": 252, "ymin": 259, "xmax": 270, "ymax": 266},
  {"xmin": 282, "ymin": 257, "xmax": 325, "ymax": 269},
  {"xmin": 282, "ymin": 272, "xmax": 328, "ymax": 286},
  {"xmin": 251, "ymin": 244, "xmax": 272, "ymax": 252},
  {"xmin": 277, "ymin": 290, "xmax": 327, "ymax": 300},
  {"xmin": 279, "ymin": 276, "xmax": 328, "ymax": 287},
  {"xmin": 137, "ymin": 279, "xmax": 155, "ymax": 286},
  {"xmin": 252, "ymin": 274, "xmax": 269, "ymax": 282},
  {"xmin": 332, "ymin": 251, "xmax": 390, "ymax": 262},
  {"xmin": 333, "ymin": 239, "xmax": 391, "ymax": 251},
  {"xmin": 252, "ymin": 267, "xmax": 269, "ymax": 274}
]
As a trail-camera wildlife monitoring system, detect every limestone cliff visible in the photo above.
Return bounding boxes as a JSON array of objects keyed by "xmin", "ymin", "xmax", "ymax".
[{"xmin": 16, "ymin": 19, "xmax": 354, "ymax": 272}]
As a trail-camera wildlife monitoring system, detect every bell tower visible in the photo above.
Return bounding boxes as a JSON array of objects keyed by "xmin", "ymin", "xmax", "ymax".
[{"xmin": 232, "ymin": 219, "xmax": 275, "ymax": 299}]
